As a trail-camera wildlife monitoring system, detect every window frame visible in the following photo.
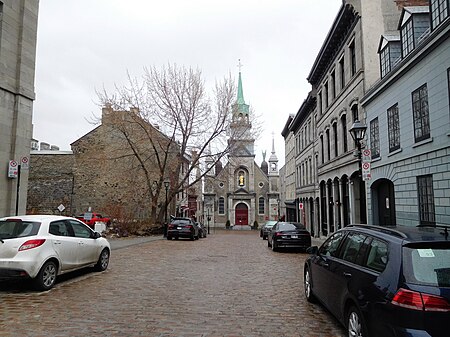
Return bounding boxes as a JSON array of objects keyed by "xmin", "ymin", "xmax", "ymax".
[
  {"xmin": 258, "ymin": 197, "xmax": 265, "ymax": 215},
  {"xmin": 370, "ymin": 117, "xmax": 380, "ymax": 159},
  {"xmin": 387, "ymin": 103, "xmax": 401, "ymax": 152},
  {"xmin": 349, "ymin": 40, "xmax": 356, "ymax": 76},
  {"xmin": 401, "ymin": 18, "xmax": 414, "ymax": 57},
  {"xmin": 412, "ymin": 84, "xmax": 430, "ymax": 143},
  {"xmin": 380, "ymin": 45, "xmax": 391, "ymax": 78},
  {"xmin": 417, "ymin": 175, "xmax": 436, "ymax": 225},
  {"xmin": 218, "ymin": 197, "xmax": 225, "ymax": 215},
  {"xmin": 430, "ymin": 0, "xmax": 449, "ymax": 30}
]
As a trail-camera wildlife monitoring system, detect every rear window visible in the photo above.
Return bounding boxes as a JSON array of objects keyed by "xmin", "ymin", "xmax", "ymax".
[
  {"xmin": 171, "ymin": 219, "xmax": 190, "ymax": 225},
  {"xmin": 403, "ymin": 243, "xmax": 450, "ymax": 287},
  {"xmin": 0, "ymin": 220, "xmax": 40, "ymax": 239},
  {"xmin": 278, "ymin": 223, "xmax": 304, "ymax": 231}
]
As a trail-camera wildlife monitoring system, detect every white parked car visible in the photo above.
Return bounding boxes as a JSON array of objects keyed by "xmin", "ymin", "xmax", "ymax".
[{"xmin": 0, "ymin": 215, "xmax": 110, "ymax": 291}]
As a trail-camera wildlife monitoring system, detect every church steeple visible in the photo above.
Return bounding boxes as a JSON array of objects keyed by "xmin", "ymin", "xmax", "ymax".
[
  {"xmin": 268, "ymin": 133, "xmax": 278, "ymax": 175},
  {"xmin": 234, "ymin": 59, "xmax": 249, "ymax": 117}
]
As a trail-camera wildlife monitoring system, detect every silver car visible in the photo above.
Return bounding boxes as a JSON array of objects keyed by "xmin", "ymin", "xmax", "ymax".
[
  {"xmin": 0, "ymin": 215, "xmax": 110, "ymax": 291},
  {"xmin": 259, "ymin": 220, "xmax": 278, "ymax": 240}
]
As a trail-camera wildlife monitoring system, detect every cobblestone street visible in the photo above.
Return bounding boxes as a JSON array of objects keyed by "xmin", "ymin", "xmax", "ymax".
[{"xmin": 0, "ymin": 231, "xmax": 345, "ymax": 337}]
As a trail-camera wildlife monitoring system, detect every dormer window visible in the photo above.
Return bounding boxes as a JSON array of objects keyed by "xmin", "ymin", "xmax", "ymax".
[
  {"xmin": 401, "ymin": 18, "xmax": 414, "ymax": 57},
  {"xmin": 430, "ymin": 0, "xmax": 449, "ymax": 30},
  {"xmin": 378, "ymin": 34, "xmax": 401, "ymax": 78},
  {"xmin": 399, "ymin": 7, "xmax": 430, "ymax": 58}
]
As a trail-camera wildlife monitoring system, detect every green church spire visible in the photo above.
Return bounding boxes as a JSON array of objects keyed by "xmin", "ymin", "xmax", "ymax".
[
  {"xmin": 234, "ymin": 59, "xmax": 249, "ymax": 115},
  {"xmin": 237, "ymin": 71, "xmax": 245, "ymax": 105}
]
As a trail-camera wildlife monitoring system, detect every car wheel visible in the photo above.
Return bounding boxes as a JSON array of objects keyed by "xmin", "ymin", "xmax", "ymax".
[
  {"xmin": 167, "ymin": 236, "xmax": 172, "ymax": 240},
  {"xmin": 95, "ymin": 248, "xmax": 110, "ymax": 272},
  {"xmin": 191, "ymin": 234, "xmax": 195, "ymax": 241},
  {"xmin": 263, "ymin": 235, "xmax": 267, "ymax": 240},
  {"xmin": 272, "ymin": 240, "xmax": 278, "ymax": 252},
  {"xmin": 33, "ymin": 260, "xmax": 57, "ymax": 291},
  {"xmin": 304, "ymin": 268, "xmax": 316, "ymax": 303},
  {"xmin": 267, "ymin": 239, "xmax": 272, "ymax": 248},
  {"xmin": 347, "ymin": 305, "xmax": 367, "ymax": 337}
]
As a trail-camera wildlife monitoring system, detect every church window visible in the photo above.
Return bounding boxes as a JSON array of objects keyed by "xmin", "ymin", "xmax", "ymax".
[
  {"xmin": 258, "ymin": 197, "xmax": 265, "ymax": 214},
  {"xmin": 218, "ymin": 197, "xmax": 225, "ymax": 215}
]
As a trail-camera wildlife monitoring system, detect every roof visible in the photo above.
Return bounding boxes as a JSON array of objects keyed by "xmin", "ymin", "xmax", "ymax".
[
  {"xmin": 378, "ymin": 33, "xmax": 401, "ymax": 53},
  {"xmin": 0, "ymin": 215, "xmax": 73, "ymax": 222},
  {"xmin": 398, "ymin": 6, "xmax": 430, "ymax": 30}
]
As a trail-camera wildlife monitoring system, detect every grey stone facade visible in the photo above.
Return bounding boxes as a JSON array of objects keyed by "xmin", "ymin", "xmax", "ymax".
[{"xmin": 0, "ymin": 1, "xmax": 39, "ymax": 217}]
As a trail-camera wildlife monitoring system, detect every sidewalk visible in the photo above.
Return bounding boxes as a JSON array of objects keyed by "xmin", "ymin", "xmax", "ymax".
[{"xmin": 107, "ymin": 235, "xmax": 163, "ymax": 250}]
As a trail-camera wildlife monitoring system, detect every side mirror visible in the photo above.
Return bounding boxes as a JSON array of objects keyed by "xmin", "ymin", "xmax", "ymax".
[
  {"xmin": 93, "ymin": 231, "xmax": 101, "ymax": 239},
  {"xmin": 306, "ymin": 246, "xmax": 319, "ymax": 255}
]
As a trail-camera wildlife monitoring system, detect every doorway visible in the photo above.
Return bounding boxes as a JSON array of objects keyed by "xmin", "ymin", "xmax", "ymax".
[
  {"xmin": 235, "ymin": 203, "xmax": 248, "ymax": 226},
  {"xmin": 373, "ymin": 179, "xmax": 396, "ymax": 225}
]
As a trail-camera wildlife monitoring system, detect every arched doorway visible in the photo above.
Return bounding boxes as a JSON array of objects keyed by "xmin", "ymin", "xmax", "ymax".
[
  {"xmin": 372, "ymin": 179, "xmax": 396, "ymax": 225},
  {"xmin": 235, "ymin": 203, "xmax": 248, "ymax": 226}
]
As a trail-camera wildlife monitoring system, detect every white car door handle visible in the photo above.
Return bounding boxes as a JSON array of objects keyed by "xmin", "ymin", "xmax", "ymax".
[{"xmin": 54, "ymin": 242, "xmax": 61, "ymax": 245}]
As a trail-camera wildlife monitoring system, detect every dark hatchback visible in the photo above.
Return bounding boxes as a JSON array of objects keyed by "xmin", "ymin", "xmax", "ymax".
[
  {"xmin": 167, "ymin": 218, "xmax": 199, "ymax": 240},
  {"xmin": 304, "ymin": 224, "xmax": 450, "ymax": 337},
  {"xmin": 267, "ymin": 222, "xmax": 311, "ymax": 252}
]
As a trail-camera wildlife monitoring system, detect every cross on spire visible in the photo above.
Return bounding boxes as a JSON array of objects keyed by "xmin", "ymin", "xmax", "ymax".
[{"xmin": 237, "ymin": 59, "xmax": 243, "ymax": 72}]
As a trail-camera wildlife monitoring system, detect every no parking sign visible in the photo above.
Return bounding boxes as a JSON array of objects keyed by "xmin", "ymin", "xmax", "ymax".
[{"xmin": 8, "ymin": 160, "xmax": 18, "ymax": 178}]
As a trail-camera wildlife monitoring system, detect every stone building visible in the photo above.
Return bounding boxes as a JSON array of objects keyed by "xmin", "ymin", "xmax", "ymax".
[
  {"xmin": 362, "ymin": 1, "xmax": 450, "ymax": 226},
  {"xmin": 0, "ymin": 1, "xmax": 39, "ymax": 217},
  {"xmin": 204, "ymin": 71, "xmax": 280, "ymax": 229},
  {"xmin": 27, "ymin": 106, "xmax": 180, "ymax": 223},
  {"xmin": 282, "ymin": 0, "xmax": 430, "ymax": 238}
]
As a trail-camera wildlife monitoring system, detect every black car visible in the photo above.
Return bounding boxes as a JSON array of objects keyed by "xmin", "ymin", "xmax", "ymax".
[
  {"xmin": 267, "ymin": 222, "xmax": 311, "ymax": 251},
  {"xmin": 167, "ymin": 217, "xmax": 199, "ymax": 240},
  {"xmin": 195, "ymin": 222, "xmax": 207, "ymax": 238},
  {"xmin": 304, "ymin": 224, "xmax": 450, "ymax": 337}
]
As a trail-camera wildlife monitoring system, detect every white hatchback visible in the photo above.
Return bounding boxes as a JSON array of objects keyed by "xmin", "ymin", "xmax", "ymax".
[{"xmin": 0, "ymin": 215, "xmax": 110, "ymax": 290}]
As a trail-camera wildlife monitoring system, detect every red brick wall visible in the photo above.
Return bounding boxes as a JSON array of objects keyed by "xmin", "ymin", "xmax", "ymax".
[{"xmin": 394, "ymin": 0, "xmax": 429, "ymax": 8}]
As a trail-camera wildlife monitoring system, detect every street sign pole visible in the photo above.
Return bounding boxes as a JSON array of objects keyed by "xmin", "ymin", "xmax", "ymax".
[{"xmin": 15, "ymin": 164, "xmax": 21, "ymax": 216}]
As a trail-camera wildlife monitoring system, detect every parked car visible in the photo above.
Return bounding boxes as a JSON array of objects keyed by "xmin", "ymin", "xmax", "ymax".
[
  {"xmin": 196, "ymin": 222, "xmax": 207, "ymax": 238},
  {"xmin": 75, "ymin": 212, "xmax": 111, "ymax": 229},
  {"xmin": 260, "ymin": 220, "xmax": 277, "ymax": 240},
  {"xmin": 304, "ymin": 224, "xmax": 450, "ymax": 337},
  {"xmin": 267, "ymin": 222, "xmax": 311, "ymax": 251},
  {"xmin": 0, "ymin": 215, "xmax": 110, "ymax": 291},
  {"xmin": 167, "ymin": 217, "xmax": 199, "ymax": 240}
]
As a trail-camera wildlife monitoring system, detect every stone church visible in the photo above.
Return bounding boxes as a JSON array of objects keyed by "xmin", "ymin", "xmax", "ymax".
[{"xmin": 203, "ymin": 71, "xmax": 280, "ymax": 229}]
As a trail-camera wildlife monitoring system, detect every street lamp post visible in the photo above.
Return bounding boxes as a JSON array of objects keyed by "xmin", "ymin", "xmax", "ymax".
[
  {"xmin": 206, "ymin": 207, "xmax": 211, "ymax": 234},
  {"xmin": 349, "ymin": 120, "xmax": 367, "ymax": 224},
  {"xmin": 164, "ymin": 179, "xmax": 170, "ymax": 237}
]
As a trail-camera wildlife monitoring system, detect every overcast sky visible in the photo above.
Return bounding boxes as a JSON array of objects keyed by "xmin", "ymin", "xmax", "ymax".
[{"xmin": 33, "ymin": 0, "xmax": 342, "ymax": 167}]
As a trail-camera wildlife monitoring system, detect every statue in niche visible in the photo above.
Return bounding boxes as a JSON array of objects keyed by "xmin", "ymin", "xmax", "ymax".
[{"xmin": 238, "ymin": 172, "xmax": 245, "ymax": 186}]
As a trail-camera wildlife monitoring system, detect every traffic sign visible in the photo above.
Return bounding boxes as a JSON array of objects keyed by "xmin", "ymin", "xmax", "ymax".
[
  {"xmin": 57, "ymin": 204, "xmax": 65, "ymax": 212},
  {"xmin": 21, "ymin": 156, "xmax": 29, "ymax": 170},
  {"xmin": 362, "ymin": 149, "xmax": 371, "ymax": 162},
  {"xmin": 362, "ymin": 162, "xmax": 371, "ymax": 181},
  {"xmin": 299, "ymin": 202, "xmax": 304, "ymax": 210},
  {"xmin": 8, "ymin": 160, "xmax": 18, "ymax": 178}
]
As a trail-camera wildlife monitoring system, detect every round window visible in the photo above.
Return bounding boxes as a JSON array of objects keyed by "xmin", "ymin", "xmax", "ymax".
[
  {"xmin": 219, "ymin": 182, "xmax": 224, "ymax": 188},
  {"xmin": 258, "ymin": 182, "xmax": 264, "ymax": 188}
]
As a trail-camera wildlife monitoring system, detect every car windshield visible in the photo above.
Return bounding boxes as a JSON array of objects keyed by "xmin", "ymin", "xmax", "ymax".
[
  {"xmin": 0, "ymin": 220, "xmax": 40, "ymax": 239},
  {"xmin": 403, "ymin": 243, "xmax": 450, "ymax": 287},
  {"xmin": 265, "ymin": 221, "xmax": 277, "ymax": 227}
]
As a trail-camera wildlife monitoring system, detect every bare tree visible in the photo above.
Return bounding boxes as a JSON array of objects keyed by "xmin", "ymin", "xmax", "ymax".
[{"xmin": 97, "ymin": 64, "xmax": 246, "ymax": 224}]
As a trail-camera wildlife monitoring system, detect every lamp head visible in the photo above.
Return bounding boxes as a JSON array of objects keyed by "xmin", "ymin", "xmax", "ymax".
[{"xmin": 349, "ymin": 120, "xmax": 367, "ymax": 142}]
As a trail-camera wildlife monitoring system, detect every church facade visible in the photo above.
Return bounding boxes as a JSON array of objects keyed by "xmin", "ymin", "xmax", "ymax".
[{"xmin": 203, "ymin": 71, "xmax": 280, "ymax": 229}]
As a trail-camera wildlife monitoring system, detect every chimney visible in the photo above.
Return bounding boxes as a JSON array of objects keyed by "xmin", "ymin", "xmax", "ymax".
[
  {"xmin": 394, "ymin": 0, "xmax": 429, "ymax": 8},
  {"xmin": 40, "ymin": 142, "xmax": 50, "ymax": 150}
]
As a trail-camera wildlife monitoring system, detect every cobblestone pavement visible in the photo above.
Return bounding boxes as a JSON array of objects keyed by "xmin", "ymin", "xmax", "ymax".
[{"xmin": 0, "ymin": 231, "xmax": 345, "ymax": 337}]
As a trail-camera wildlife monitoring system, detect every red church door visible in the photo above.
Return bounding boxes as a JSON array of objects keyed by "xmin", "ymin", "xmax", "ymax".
[{"xmin": 235, "ymin": 203, "xmax": 248, "ymax": 226}]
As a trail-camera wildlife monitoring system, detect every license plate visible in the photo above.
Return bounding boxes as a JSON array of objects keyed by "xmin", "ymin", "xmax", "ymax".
[
  {"xmin": 291, "ymin": 235, "xmax": 298, "ymax": 239},
  {"xmin": 177, "ymin": 227, "xmax": 182, "ymax": 230}
]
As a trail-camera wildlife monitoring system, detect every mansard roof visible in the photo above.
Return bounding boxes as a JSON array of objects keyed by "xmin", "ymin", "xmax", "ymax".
[{"xmin": 307, "ymin": 4, "xmax": 359, "ymax": 86}]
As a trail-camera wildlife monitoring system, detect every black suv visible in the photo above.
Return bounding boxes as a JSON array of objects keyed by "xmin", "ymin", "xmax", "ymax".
[
  {"xmin": 304, "ymin": 224, "xmax": 450, "ymax": 337},
  {"xmin": 167, "ymin": 217, "xmax": 199, "ymax": 240}
]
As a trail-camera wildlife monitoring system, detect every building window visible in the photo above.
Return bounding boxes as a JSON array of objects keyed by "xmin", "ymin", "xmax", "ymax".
[
  {"xmin": 380, "ymin": 46, "xmax": 390, "ymax": 78},
  {"xmin": 370, "ymin": 118, "xmax": 380, "ymax": 159},
  {"xmin": 218, "ymin": 197, "xmax": 225, "ymax": 215},
  {"xmin": 417, "ymin": 175, "xmax": 436, "ymax": 225},
  {"xmin": 320, "ymin": 135, "xmax": 324, "ymax": 164},
  {"xmin": 412, "ymin": 84, "xmax": 430, "ymax": 142},
  {"xmin": 326, "ymin": 129, "xmax": 331, "ymax": 162},
  {"xmin": 324, "ymin": 81, "xmax": 329, "ymax": 108},
  {"xmin": 318, "ymin": 91, "xmax": 323, "ymax": 115},
  {"xmin": 387, "ymin": 104, "xmax": 400, "ymax": 152},
  {"xmin": 351, "ymin": 104, "xmax": 358, "ymax": 122},
  {"xmin": 332, "ymin": 122, "xmax": 338, "ymax": 157},
  {"xmin": 258, "ymin": 197, "xmax": 265, "ymax": 215},
  {"xmin": 331, "ymin": 70, "xmax": 336, "ymax": 100},
  {"xmin": 339, "ymin": 56, "xmax": 345, "ymax": 90},
  {"xmin": 401, "ymin": 18, "xmax": 414, "ymax": 57},
  {"xmin": 341, "ymin": 115, "xmax": 348, "ymax": 152},
  {"xmin": 448, "ymin": 68, "xmax": 450, "ymax": 118},
  {"xmin": 430, "ymin": 0, "xmax": 449, "ymax": 30},
  {"xmin": 349, "ymin": 41, "xmax": 356, "ymax": 76}
]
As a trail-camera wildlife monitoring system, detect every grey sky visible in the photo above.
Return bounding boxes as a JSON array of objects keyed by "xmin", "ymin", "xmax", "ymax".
[{"xmin": 33, "ymin": 0, "xmax": 342, "ymax": 166}]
